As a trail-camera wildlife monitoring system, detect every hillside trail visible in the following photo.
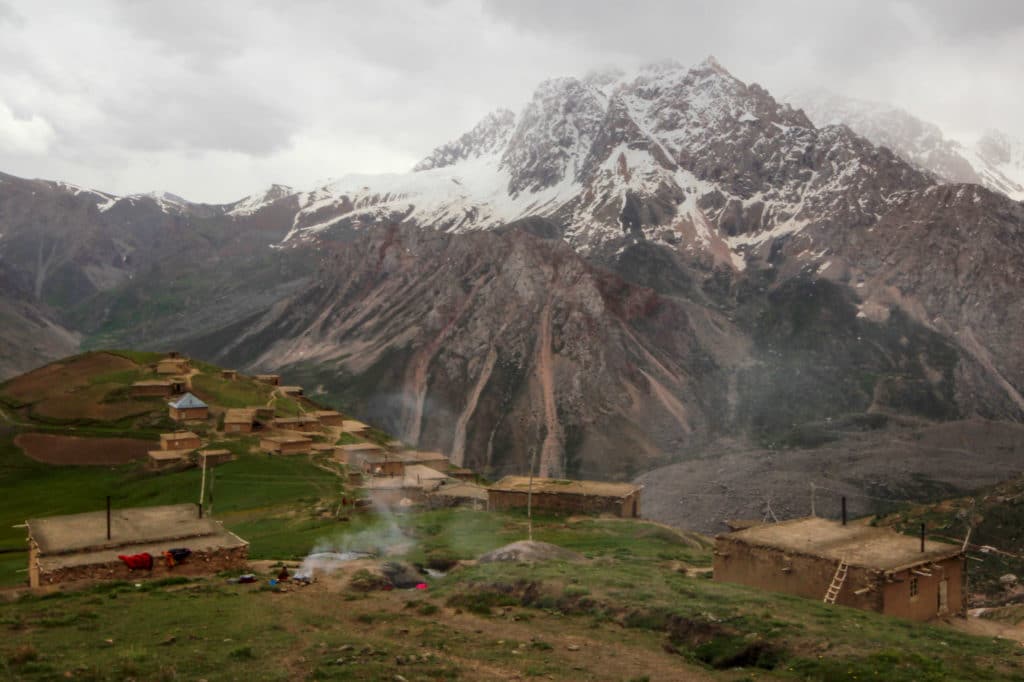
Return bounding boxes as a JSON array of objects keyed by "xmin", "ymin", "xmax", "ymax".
[{"xmin": 953, "ymin": 612, "xmax": 1024, "ymax": 645}]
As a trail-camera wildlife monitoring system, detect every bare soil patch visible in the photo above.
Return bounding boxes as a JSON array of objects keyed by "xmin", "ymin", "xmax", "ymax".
[
  {"xmin": 0, "ymin": 353, "xmax": 137, "ymax": 405},
  {"xmin": 14, "ymin": 432, "xmax": 152, "ymax": 465},
  {"xmin": 30, "ymin": 383, "xmax": 158, "ymax": 422}
]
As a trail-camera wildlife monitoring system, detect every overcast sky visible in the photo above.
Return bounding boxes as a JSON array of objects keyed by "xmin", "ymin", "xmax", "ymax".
[{"xmin": 0, "ymin": 0, "xmax": 1021, "ymax": 203}]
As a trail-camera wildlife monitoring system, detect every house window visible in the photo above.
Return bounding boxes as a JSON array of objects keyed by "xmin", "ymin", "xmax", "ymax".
[{"xmin": 910, "ymin": 576, "xmax": 919, "ymax": 598}]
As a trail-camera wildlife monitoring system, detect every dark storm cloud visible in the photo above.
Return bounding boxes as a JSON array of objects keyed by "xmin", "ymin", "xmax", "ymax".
[{"xmin": 0, "ymin": 0, "xmax": 1020, "ymax": 201}]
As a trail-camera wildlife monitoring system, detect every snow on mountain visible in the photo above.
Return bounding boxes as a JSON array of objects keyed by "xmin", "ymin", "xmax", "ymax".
[
  {"xmin": 787, "ymin": 88, "xmax": 1024, "ymax": 201},
  {"xmin": 965, "ymin": 130, "xmax": 1024, "ymax": 201},
  {"xmin": 227, "ymin": 183, "xmax": 295, "ymax": 216},
  {"xmin": 281, "ymin": 58, "xmax": 933, "ymax": 267}
]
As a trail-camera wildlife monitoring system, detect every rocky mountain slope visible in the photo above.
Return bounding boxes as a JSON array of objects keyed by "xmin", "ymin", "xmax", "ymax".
[
  {"xmin": 1, "ymin": 58, "xmax": 1023, "ymax": 525},
  {"xmin": 787, "ymin": 88, "xmax": 1024, "ymax": 201}
]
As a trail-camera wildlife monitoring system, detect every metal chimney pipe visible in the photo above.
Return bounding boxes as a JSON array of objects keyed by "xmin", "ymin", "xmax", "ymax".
[
  {"xmin": 841, "ymin": 496, "xmax": 847, "ymax": 526},
  {"xmin": 106, "ymin": 496, "xmax": 111, "ymax": 540}
]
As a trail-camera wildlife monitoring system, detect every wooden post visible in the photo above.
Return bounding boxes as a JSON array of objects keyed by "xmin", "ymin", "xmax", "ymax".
[
  {"xmin": 527, "ymin": 446, "xmax": 536, "ymax": 543},
  {"xmin": 810, "ymin": 482, "xmax": 816, "ymax": 517},
  {"xmin": 841, "ymin": 496, "xmax": 847, "ymax": 526},
  {"xmin": 106, "ymin": 496, "xmax": 111, "ymax": 540},
  {"xmin": 199, "ymin": 455, "xmax": 207, "ymax": 507},
  {"xmin": 920, "ymin": 523, "xmax": 926, "ymax": 552}
]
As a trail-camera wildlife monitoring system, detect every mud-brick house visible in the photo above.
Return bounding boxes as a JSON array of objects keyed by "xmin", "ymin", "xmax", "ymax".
[
  {"xmin": 312, "ymin": 410, "xmax": 345, "ymax": 427},
  {"xmin": 395, "ymin": 450, "xmax": 451, "ymax": 473},
  {"xmin": 156, "ymin": 357, "xmax": 190, "ymax": 375},
  {"xmin": 335, "ymin": 441, "xmax": 386, "ymax": 464},
  {"xmin": 221, "ymin": 369, "xmax": 237, "ymax": 380},
  {"xmin": 255, "ymin": 374, "xmax": 280, "ymax": 386},
  {"xmin": 130, "ymin": 379, "xmax": 177, "ymax": 397},
  {"xmin": 487, "ymin": 477, "xmax": 643, "ymax": 518},
  {"xmin": 713, "ymin": 517, "xmax": 965, "ymax": 621},
  {"xmin": 279, "ymin": 385, "xmax": 304, "ymax": 397},
  {"xmin": 197, "ymin": 449, "xmax": 233, "ymax": 467},
  {"xmin": 270, "ymin": 416, "xmax": 321, "ymax": 433},
  {"xmin": 341, "ymin": 420, "xmax": 371, "ymax": 434},
  {"xmin": 24, "ymin": 503, "xmax": 248, "ymax": 588},
  {"xmin": 223, "ymin": 408, "xmax": 256, "ymax": 434},
  {"xmin": 147, "ymin": 449, "xmax": 192, "ymax": 469},
  {"xmin": 259, "ymin": 435, "xmax": 313, "ymax": 455},
  {"xmin": 168, "ymin": 393, "xmax": 209, "ymax": 421},
  {"xmin": 159, "ymin": 431, "xmax": 202, "ymax": 451}
]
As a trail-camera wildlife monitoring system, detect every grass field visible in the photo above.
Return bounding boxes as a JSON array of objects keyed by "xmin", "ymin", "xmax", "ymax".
[
  {"xmin": 1, "ymin": 509, "xmax": 1022, "ymax": 681},
  {"xmin": 0, "ymin": 429, "xmax": 344, "ymax": 585}
]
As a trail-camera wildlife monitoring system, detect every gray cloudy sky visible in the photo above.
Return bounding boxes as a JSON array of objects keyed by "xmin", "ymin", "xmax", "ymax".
[{"xmin": 0, "ymin": 0, "xmax": 1021, "ymax": 203}]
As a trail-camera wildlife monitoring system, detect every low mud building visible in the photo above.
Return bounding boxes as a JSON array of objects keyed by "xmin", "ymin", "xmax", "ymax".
[
  {"xmin": 259, "ymin": 435, "xmax": 313, "ymax": 455},
  {"xmin": 270, "ymin": 417, "xmax": 321, "ymax": 433},
  {"xmin": 156, "ymin": 358, "xmax": 189, "ymax": 375},
  {"xmin": 487, "ymin": 477, "xmax": 642, "ymax": 518},
  {"xmin": 168, "ymin": 393, "xmax": 209, "ymax": 421},
  {"xmin": 159, "ymin": 431, "xmax": 202, "ymax": 452},
  {"xmin": 335, "ymin": 442, "xmax": 386, "ymax": 466},
  {"xmin": 713, "ymin": 517, "xmax": 965, "ymax": 621},
  {"xmin": 25, "ymin": 503, "xmax": 248, "ymax": 587},
  {"xmin": 223, "ymin": 408, "xmax": 256, "ymax": 433},
  {"xmin": 255, "ymin": 374, "xmax": 280, "ymax": 386},
  {"xmin": 341, "ymin": 419, "xmax": 370, "ymax": 434},
  {"xmin": 130, "ymin": 380, "xmax": 177, "ymax": 397},
  {"xmin": 147, "ymin": 449, "xmax": 193, "ymax": 470},
  {"xmin": 197, "ymin": 449, "xmax": 233, "ymax": 467},
  {"xmin": 312, "ymin": 410, "xmax": 345, "ymax": 427}
]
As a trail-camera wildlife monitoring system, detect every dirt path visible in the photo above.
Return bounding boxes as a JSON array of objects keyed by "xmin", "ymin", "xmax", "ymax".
[{"xmin": 953, "ymin": 611, "xmax": 1024, "ymax": 645}]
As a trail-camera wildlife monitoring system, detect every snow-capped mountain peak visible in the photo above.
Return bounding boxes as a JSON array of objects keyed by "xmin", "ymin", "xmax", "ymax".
[{"xmin": 787, "ymin": 88, "xmax": 1024, "ymax": 201}]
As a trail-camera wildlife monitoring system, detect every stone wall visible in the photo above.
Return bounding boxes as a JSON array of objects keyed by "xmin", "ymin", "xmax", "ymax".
[{"xmin": 35, "ymin": 545, "xmax": 249, "ymax": 587}]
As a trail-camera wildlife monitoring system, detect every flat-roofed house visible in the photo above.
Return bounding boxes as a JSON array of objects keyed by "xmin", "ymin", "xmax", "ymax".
[
  {"xmin": 486, "ymin": 477, "xmax": 642, "ymax": 518},
  {"xmin": 168, "ymin": 393, "xmax": 209, "ymax": 421},
  {"xmin": 156, "ymin": 358, "xmax": 189, "ymax": 375},
  {"xmin": 395, "ymin": 450, "xmax": 450, "ymax": 473},
  {"xmin": 270, "ymin": 416, "xmax": 321, "ymax": 433},
  {"xmin": 221, "ymin": 369, "xmax": 238, "ymax": 380},
  {"xmin": 223, "ymin": 408, "xmax": 256, "ymax": 434},
  {"xmin": 255, "ymin": 374, "xmax": 280, "ymax": 386},
  {"xmin": 335, "ymin": 442, "xmax": 386, "ymax": 466},
  {"xmin": 197, "ymin": 449, "xmax": 233, "ymax": 467},
  {"xmin": 279, "ymin": 385, "xmax": 304, "ymax": 397},
  {"xmin": 147, "ymin": 449, "xmax": 193, "ymax": 470},
  {"xmin": 364, "ymin": 465, "xmax": 449, "ymax": 507},
  {"xmin": 312, "ymin": 410, "xmax": 345, "ymax": 427},
  {"xmin": 25, "ymin": 503, "xmax": 248, "ymax": 587},
  {"xmin": 159, "ymin": 431, "xmax": 202, "ymax": 452},
  {"xmin": 341, "ymin": 420, "xmax": 370, "ymax": 434},
  {"xmin": 713, "ymin": 517, "xmax": 965, "ymax": 621},
  {"xmin": 259, "ymin": 435, "xmax": 313, "ymax": 455},
  {"xmin": 130, "ymin": 380, "xmax": 175, "ymax": 397}
]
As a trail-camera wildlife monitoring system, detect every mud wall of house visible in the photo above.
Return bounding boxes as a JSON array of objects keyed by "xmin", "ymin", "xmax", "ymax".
[
  {"xmin": 881, "ymin": 557, "xmax": 963, "ymax": 621},
  {"xmin": 36, "ymin": 546, "xmax": 249, "ymax": 586},
  {"xmin": 713, "ymin": 539, "xmax": 883, "ymax": 612},
  {"xmin": 488, "ymin": 491, "xmax": 632, "ymax": 516},
  {"xmin": 368, "ymin": 487, "xmax": 425, "ymax": 507}
]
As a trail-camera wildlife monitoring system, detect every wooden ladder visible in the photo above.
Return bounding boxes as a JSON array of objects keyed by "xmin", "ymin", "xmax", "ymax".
[{"xmin": 823, "ymin": 559, "xmax": 849, "ymax": 604}]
